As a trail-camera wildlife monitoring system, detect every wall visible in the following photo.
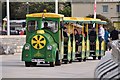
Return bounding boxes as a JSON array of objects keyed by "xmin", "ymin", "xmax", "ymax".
[{"xmin": 0, "ymin": 35, "xmax": 26, "ymax": 54}]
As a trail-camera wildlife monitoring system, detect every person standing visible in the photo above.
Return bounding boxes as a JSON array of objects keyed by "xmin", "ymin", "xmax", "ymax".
[
  {"xmin": 98, "ymin": 25, "xmax": 105, "ymax": 42},
  {"xmin": 110, "ymin": 28, "xmax": 119, "ymax": 40},
  {"xmin": 104, "ymin": 27, "xmax": 110, "ymax": 50},
  {"xmin": 98, "ymin": 25, "xmax": 105, "ymax": 55}
]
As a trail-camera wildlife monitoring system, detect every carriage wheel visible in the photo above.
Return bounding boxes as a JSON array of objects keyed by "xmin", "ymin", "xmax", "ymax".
[
  {"xmin": 69, "ymin": 59, "xmax": 72, "ymax": 63},
  {"xmin": 55, "ymin": 60, "xmax": 62, "ymax": 66},
  {"xmin": 64, "ymin": 60, "xmax": 69, "ymax": 64},
  {"xmin": 98, "ymin": 56, "xmax": 101, "ymax": 60},
  {"xmin": 83, "ymin": 58, "xmax": 86, "ymax": 62},
  {"xmin": 78, "ymin": 58, "xmax": 82, "ymax": 62},
  {"xmin": 50, "ymin": 62, "xmax": 55, "ymax": 67},
  {"xmin": 31, "ymin": 35, "xmax": 46, "ymax": 49},
  {"xmin": 93, "ymin": 56, "xmax": 96, "ymax": 60}
]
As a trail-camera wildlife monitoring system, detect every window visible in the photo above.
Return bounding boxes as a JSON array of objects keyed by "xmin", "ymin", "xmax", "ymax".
[
  {"xmin": 28, "ymin": 20, "xmax": 38, "ymax": 32},
  {"xmin": 116, "ymin": 5, "xmax": 120, "ymax": 12},
  {"xmin": 102, "ymin": 5, "xmax": 108, "ymax": 12},
  {"xmin": 42, "ymin": 20, "xmax": 58, "ymax": 33}
]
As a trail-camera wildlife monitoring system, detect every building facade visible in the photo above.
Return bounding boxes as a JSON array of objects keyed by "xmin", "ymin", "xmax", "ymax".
[{"xmin": 72, "ymin": 0, "xmax": 120, "ymax": 30}]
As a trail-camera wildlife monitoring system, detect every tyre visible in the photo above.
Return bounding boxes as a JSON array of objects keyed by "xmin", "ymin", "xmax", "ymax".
[
  {"xmin": 55, "ymin": 60, "xmax": 62, "ymax": 66},
  {"xmin": 93, "ymin": 56, "xmax": 96, "ymax": 60},
  {"xmin": 83, "ymin": 58, "xmax": 86, "ymax": 62},
  {"xmin": 50, "ymin": 62, "xmax": 55, "ymax": 67},
  {"xmin": 78, "ymin": 58, "xmax": 82, "ymax": 62},
  {"xmin": 25, "ymin": 62, "xmax": 31, "ymax": 67},
  {"xmin": 64, "ymin": 60, "xmax": 69, "ymax": 64},
  {"xmin": 69, "ymin": 59, "xmax": 72, "ymax": 63},
  {"xmin": 98, "ymin": 56, "xmax": 101, "ymax": 60},
  {"xmin": 32, "ymin": 62, "xmax": 37, "ymax": 67},
  {"xmin": 55, "ymin": 51, "xmax": 62, "ymax": 66}
]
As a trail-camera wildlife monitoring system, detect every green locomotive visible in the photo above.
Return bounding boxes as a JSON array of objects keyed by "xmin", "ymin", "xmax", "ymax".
[{"xmin": 22, "ymin": 13, "xmax": 64, "ymax": 67}]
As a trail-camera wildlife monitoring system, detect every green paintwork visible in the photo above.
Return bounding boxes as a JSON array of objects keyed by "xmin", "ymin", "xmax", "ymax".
[
  {"xmin": 22, "ymin": 15, "xmax": 63, "ymax": 63},
  {"xmin": 67, "ymin": 36, "xmax": 72, "ymax": 61},
  {"xmin": 72, "ymin": 35, "xmax": 76, "ymax": 60},
  {"xmin": 96, "ymin": 36, "xmax": 99, "ymax": 57},
  {"xmin": 86, "ymin": 36, "xmax": 90, "ymax": 58},
  {"xmin": 82, "ymin": 36, "xmax": 86, "ymax": 59}
]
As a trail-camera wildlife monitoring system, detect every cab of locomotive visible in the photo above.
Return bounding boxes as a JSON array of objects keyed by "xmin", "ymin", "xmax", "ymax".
[{"xmin": 22, "ymin": 13, "xmax": 64, "ymax": 67}]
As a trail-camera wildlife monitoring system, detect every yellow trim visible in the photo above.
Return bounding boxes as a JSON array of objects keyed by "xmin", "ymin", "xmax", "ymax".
[
  {"xmin": 63, "ymin": 17, "xmax": 79, "ymax": 21},
  {"xmin": 26, "ymin": 13, "xmax": 64, "ymax": 18},
  {"xmin": 37, "ymin": 30, "xmax": 45, "ymax": 34}
]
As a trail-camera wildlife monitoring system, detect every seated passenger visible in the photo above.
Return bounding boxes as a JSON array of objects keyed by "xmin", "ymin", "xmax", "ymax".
[
  {"xmin": 74, "ymin": 29, "xmax": 81, "ymax": 51},
  {"xmin": 89, "ymin": 27, "xmax": 96, "ymax": 43},
  {"xmin": 63, "ymin": 27, "xmax": 68, "ymax": 45}
]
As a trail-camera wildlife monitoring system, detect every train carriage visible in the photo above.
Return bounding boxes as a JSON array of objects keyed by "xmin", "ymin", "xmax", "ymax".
[
  {"xmin": 22, "ymin": 12, "xmax": 107, "ymax": 67},
  {"xmin": 63, "ymin": 17, "xmax": 87, "ymax": 62},
  {"xmin": 85, "ymin": 18, "xmax": 107, "ymax": 60},
  {"xmin": 63, "ymin": 17, "xmax": 79, "ymax": 63},
  {"xmin": 22, "ymin": 12, "xmax": 64, "ymax": 67}
]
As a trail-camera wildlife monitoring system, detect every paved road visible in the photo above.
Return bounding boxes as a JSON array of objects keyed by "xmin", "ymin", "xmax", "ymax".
[{"xmin": 1, "ymin": 53, "xmax": 100, "ymax": 78}]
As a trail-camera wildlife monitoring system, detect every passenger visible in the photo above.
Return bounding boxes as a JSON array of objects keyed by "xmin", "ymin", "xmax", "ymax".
[
  {"xmin": 74, "ymin": 29, "xmax": 80, "ymax": 51},
  {"xmin": 63, "ymin": 27, "xmax": 68, "ymax": 38},
  {"xmin": 98, "ymin": 25, "xmax": 105, "ymax": 55},
  {"xmin": 89, "ymin": 27, "xmax": 96, "ymax": 50},
  {"xmin": 98, "ymin": 25, "xmax": 105, "ymax": 42},
  {"xmin": 89, "ymin": 27, "xmax": 96, "ymax": 42},
  {"xmin": 78, "ymin": 30, "xmax": 82, "ymax": 45},
  {"xmin": 63, "ymin": 26, "xmax": 68, "ymax": 56},
  {"xmin": 104, "ymin": 27, "xmax": 110, "ymax": 50}
]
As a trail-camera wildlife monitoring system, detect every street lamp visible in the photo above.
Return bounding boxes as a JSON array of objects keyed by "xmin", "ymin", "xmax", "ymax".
[
  {"xmin": 6, "ymin": 0, "xmax": 10, "ymax": 35},
  {"xmin": 55, "ymin": 0, "xmax": 58, "ymax": 14},
  {"xmin": 26, "ymin": 2, "xmax": 29, "ymax": 14}
]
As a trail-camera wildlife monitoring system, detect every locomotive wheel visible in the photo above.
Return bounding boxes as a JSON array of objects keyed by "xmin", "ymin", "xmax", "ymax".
[
  {"xmin": 93, "ymin": 56, "xmax": 96, "ymax": 60},
  {"xmin": 98, "ymin": 56, "xmax": 101, "ymax": 60},
  {"xmin": 50, "ymin": 62, "xmax": 55, "ymax": 67},
  {"xmin": 31, "ymin": 62, "xmax": 37, "ymax": 67},
  {"xmin": 25, "ymin": 62, "xmax": 31, "ymax": 67},
  {"xmin": 55, "ymin": 51, "xmax": 62, "ymax": 66},
  {"xmin": 83, "ymin": 58, "xmax": 86, "ymax": 62}
]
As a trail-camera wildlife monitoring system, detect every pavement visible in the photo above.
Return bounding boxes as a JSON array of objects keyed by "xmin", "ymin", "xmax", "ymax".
[{"xmin": 1, "ymin": 53, "xmax": 100, "ymax": 78}]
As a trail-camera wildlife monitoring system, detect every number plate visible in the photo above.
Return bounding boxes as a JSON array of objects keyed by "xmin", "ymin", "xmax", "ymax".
[{"xmin": 31, "ymin": 59, "xmax": 44, "ymax": 62}]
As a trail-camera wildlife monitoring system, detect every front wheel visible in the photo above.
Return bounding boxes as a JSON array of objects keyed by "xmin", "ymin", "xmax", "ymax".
[
  {"xmin": 32, "ymin": 62, "xmax": 37, "ymax": 66},
  {"xmin": 50, "ymin": 62, "xmax": 55, "ymax": 67},
  {"xmin": 25, "ymin": 62, "xmax": 31, "ymax": 67}
]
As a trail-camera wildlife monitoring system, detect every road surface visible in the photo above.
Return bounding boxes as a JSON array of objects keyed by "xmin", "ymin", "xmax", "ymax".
[{"xmin": 1, "ymin": 53, "xmax": 100, "ymax": 78}]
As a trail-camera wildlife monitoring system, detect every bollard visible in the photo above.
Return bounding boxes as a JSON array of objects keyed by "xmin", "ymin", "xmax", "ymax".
[{"xmin": 94, "ymin": 40, "xmax": 120, "ymax": 79}]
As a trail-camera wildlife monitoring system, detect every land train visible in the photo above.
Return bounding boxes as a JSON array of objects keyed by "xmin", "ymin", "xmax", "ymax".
[{"xmin": 22, "ymin": 12, "xmax": 107, "ymax": 67}]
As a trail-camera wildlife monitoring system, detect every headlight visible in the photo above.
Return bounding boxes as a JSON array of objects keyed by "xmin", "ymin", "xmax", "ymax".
[
  {"xmin": 47, "ymin": 45, "xmax": 52, "ymax": 50},
  {"xmin": 25, "ymin": 45, "xmax": 30, "ymax": 50}
]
